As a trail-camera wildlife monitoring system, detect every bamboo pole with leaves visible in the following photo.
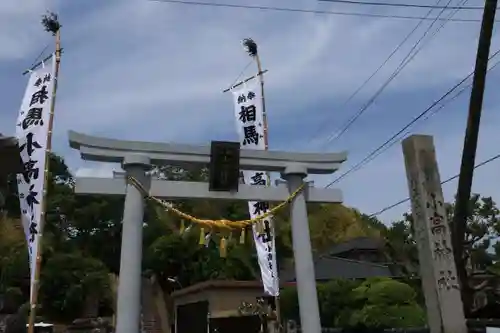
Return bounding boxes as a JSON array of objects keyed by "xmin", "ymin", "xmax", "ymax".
[
  {"xmin": 27, "ymin": 12, "xmax": 62, "ymax": 333},
  {"xmin": 242, "ymin": 37, "xmax": 282, "ymax": 332}
]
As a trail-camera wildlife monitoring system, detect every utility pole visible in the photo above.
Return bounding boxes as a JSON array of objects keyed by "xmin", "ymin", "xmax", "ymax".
[{"xmin": 452, "ymin": 0, "xmax": 497, "ymax": 317}]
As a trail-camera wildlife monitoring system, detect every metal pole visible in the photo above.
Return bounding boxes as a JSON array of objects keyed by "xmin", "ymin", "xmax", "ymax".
[
  {"xmin": 452, "ymin": 0, "xmax": 497, "ymax": 316},
  {"xmin": 282, "ymin": 164, "xmax": 321, "ymax": 333},
  {"xmin": 115, "ymin": 154, "xmax": 151, "ymax": 333}
]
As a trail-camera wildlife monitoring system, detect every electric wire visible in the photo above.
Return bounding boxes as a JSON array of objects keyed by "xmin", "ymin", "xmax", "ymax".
[
  {"xmin": 228, "ymin": 60, "xmax": 253, "ymax": 89},
  {"xmin": 323, "ymin": 0, "xmax": 469, "ymax": 145},
  {"xmin": 318, "ymin": 0, "xmax": 487, "ymax": 10},
  {"xmin": 353, "ymin": 75, "xmax": 474, "ymax": 176},
  {"xmin": 322, "ymin": 0, "xmax": 462, "ymax": 145},
  {"xmin": 29, "ymin": 44, "xmax": 50, "ymax": 69},
  {"xmin": 326, "ymin": 52, "xmax": 500, "ymax": 187},
  {"xmin": 148, "ymin": 0, "xmax": 495, "ymax": 22},
  {"xmin": 330, "ymin": 65, "xmax": 478, "ymax": 193},
  {"xmin": 310, "ymin": 0, "xmax": 447, "ymax": 145},
  {"xmin": 323, "ymin": 47, "xmax": 500, "ymax": 188},
  {"xmin": 368, "ymin": 151, "xmax": 500, "ymax": 217},
  {"xmin": 149, "ymin": 0, "xmax": 499, "ymax": 218},
  {"xmin": 334, "ymin": 44, "xmax": 499, "ymax": 182}
]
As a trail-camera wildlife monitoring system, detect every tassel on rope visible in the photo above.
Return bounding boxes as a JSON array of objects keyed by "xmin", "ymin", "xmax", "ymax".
[
  {"xmin": 240, "ymin": 228, "xmax": 246, "ymax": 244},
  {"xmin": 199, "ymin": 228, "xmax": 205, "ymax": 245},
  {"xmin": 220, "ymin": 237, "xmax": 227, "ymax": 258},
  {"xmin": 126, "ymin": 175, "xmax": 305, "ymax": 229},
  {"xmin": 205, "ymin": 232, "xmax": 212, "ymax": 247},
  {"xmin": 179, "ymin": 220, "xmax": 185, "ymax": 234},
  {"xmin": 255, "ymin": 221, "xmax": 263, "ymax": 234}
]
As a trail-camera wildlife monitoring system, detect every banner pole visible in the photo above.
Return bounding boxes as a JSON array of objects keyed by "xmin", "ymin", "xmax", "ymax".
[
  {"xmin": 254, "ymin": 53, "xmax": 269, "ymax": 151},
  {"xmin": 251, "ymin": 41, "xmax": 282, "ymax": 332},
  {"xmin": 222, "ymin": 70, "xmax": 268, "ymax": 93},
  {"xmin": 235, "ymin": 37, "xmax": 281, "ymax": 331},
  {"xmin": 27, "ymin": 15, "xmax": 62, "ymax": 333}
]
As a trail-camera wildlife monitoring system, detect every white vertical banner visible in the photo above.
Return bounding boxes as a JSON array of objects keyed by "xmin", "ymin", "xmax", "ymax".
[
  {"xmin": 15, "ymin": 55, "xmax": 56, "ymax": 303},
  {"xmin": 232, "ymin": 81, "xmax": 279, "ymax": 296}
]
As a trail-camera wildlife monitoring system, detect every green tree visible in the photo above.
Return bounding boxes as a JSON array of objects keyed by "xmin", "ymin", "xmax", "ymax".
[
  {"xmin": 377, "ymin": 194, "xmax": 500, "ymax": 315},
  {"xmin": 376, "ymin": 194, "xmax": 500, "ymax": 276},
  {"xmin": 345, "ymin": 278, "xmax": 426, "ymax": 329},
  {"xmin": 280, "ymin": 286, "xmax": 300, "ymax": 323},
  {"xmin": 0, "ymin": 217, "xmax": 29, "ymax": 312},
  {"xmin": 0, "ymin": 154, "xmax": 120, "ymax": 321},
  {"xmin": 143, "ymin": 225, "xmax": 259, "ymax": 289},
  {"xmin": 451, "ymin": 195, "xmax": 500, "ymax": 271},
  {"xmin": 319, "ymin": 279, "xmax": 360, "ymax": 327},
  {"xmin": 274, "ymin": 203, "xmax": 380, "ymax": 257},
  {"xmin": 280, "ymin": 278, "xmax": 425, "ymax": 329},
  {"xmin": 39, "ymin": 252, "xmax": 111, "ymax": 322}
]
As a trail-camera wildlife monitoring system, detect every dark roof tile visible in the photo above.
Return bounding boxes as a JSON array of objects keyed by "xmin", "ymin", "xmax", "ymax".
[
  {"xmin": 328, "ymin": 237, "xmax": 384, "ymax": 256},
  {"xmin": 281, "ymin": 256, "xmax": 395, "ymax": 282}
]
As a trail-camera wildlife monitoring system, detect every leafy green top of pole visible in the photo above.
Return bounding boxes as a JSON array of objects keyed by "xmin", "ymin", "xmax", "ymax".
[
  {"xmin": 41, "ymin": 12, "xmax": 61, "ymax": 36},
  {"xmin": 242, "ymin": 38, "xmax": 258, "ymax": 57}
]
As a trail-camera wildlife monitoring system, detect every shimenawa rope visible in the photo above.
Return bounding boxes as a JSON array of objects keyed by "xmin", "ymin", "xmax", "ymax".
[{"xmin": 126, "ymin": 175, "xmax": 305, "ymax": 230}]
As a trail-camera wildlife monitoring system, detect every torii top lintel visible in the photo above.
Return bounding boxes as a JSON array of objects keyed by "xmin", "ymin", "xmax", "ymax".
[{"xmin": 68, "ymin": 131, "xmax": 348, "ymax": 175}]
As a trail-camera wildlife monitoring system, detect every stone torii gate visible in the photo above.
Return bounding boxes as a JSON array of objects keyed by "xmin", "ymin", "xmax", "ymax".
[{"xmin": 68, "ymin": 130, "xmax": 348, "ymax": 333}]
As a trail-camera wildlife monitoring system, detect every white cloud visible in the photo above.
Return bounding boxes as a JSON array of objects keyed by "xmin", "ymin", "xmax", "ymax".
[
  {"xmin": 0, "ymin": 0, "xmax": 58, "ymax": 61},
  {"xmin": 75, "ymin": 163, "xmax": 120, "ymax": 178},
  {"xmin": 2, "ymin": 0, "xmax": 500, "ymax": 221},
  {"xmin": 45, "ymin": 0, "xmax": 490, "ymax": 138}
]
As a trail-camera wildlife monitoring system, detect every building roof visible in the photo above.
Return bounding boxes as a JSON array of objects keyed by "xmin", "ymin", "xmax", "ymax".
[
  {"xmin": 328, "ymin": 237, "xmax": 384, "ymax": 256},
  {"xmin": 171, "ymin": 280, "xmax": 265, "ymax": 299},
  {"xmin": 281, "ymin": 255, "xmax": 395, "ymax": 282},
  {"xmin": 0, "ymin": 134, "xmax": 17, "ymax": 148}
]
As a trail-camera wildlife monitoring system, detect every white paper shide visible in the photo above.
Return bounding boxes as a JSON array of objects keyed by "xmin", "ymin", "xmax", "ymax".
[
  {"xmin": 232, "ymin": 82, "xmax": 279, "ymax": 296},
  {"xmin": 15, "ymin": 56, "xmax": 56, "ymax": 302}
]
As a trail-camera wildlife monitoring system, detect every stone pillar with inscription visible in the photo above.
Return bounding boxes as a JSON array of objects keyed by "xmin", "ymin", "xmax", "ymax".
[{"xmin": 402, "ymin": 135, "xmax": 466, "ymax": 333}]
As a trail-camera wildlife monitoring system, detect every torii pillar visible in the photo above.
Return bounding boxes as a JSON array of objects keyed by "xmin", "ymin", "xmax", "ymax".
[{"xmin": 69, "ymin": 131, "xmax": 348, "ymax": 333}]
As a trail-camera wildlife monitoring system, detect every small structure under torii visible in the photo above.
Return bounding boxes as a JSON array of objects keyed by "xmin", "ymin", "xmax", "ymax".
[{"xmin": 68, "ymin": 130, "xmax": 347, "ymax": 333}]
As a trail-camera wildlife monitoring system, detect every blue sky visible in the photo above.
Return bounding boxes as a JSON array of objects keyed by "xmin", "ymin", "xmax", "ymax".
[{"xmin": 1, "ymin": 0, "xmax": 500, "ymax": 225}]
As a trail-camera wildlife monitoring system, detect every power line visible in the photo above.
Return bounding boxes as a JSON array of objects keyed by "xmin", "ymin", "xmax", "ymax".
[
  {"xmin": 321, "ymin": 0, "xmax": 470, "ymax": 147},
  {"xmin": 368, "ymin": 151, "xmax": 500, "ymax": 217},
  {"xmin": 318, "ymin": 0, "xmax": 487, "ymax": 10},
  {"xmin": 324, "ymin": 47, "xmax": 500, "ymax": 188},
  {"xmin": 310, "ymin": 0, "xmax": 447, "ymax": 146},
  {"xmin": 356, "ymin": 75, "xmax": 475, "ymax": 169},
  {"xmin": 29, "ymin": 44, "xmax": 50, "ymax": 69},
  {"xmin": 148, "ymin": 0, "xmax": 496, "ymax": 22},
  {"xmin": 228, "ymin": 60, "xmax": 253, "ymax": 89},
  {"xmin": 328, "ymin": 54, "xmax": 500, "ymax": 187},
  {"xmin": 321, "ymin": 0, "xmax": 460, "ymax": 145},
  {"xmin": 335, "ymin": 66, "xmax": 477, "ymax": 190}
]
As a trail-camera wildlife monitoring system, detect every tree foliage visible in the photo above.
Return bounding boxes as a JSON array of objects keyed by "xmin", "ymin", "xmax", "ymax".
[
  {"xmin": 39, "ymin": 253, "xmax": 111, "ymax": 321},
  {"xmin": 9, "ymin": 153, "xmax": 497, "ymax": 325},
  {"xmin": 369, "ymin": 194, "xmax": 500, "ymax": 315},
  {"xmin": 281, "ymin": 277, "xmax": 426, "ymax": 329},
  {"xmin": 0, "ymin": 154, "xmax": 403, "ymax": 323},
  {"xmin": 368, "ymin": 195, "xmax": 500, "ymax": 274}
]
